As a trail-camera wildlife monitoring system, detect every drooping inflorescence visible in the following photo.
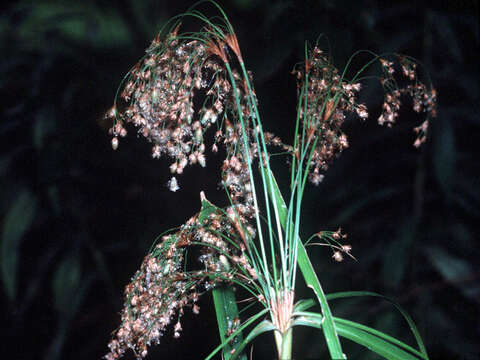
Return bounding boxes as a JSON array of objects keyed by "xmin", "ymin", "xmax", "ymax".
[
  {"xmin": 104, "ymin": 16, "xmax": 271, "ymax": 358},
  {"xmin": 378, "ymin": 55, "xmax": 437, "ymax": 147},
  {"xmin": 292, "ymin": 47, "xmax": 367, "ymax": 185},
  {"xmin": 105, "ymin": 24, "xmax": 257, "ymax": 190},
  {"xmin": 105, "ymin": 197, "xmax": 258, "ymax": 360},
  {"xmin": 291, "ymin": 47, "xmax": 437, "ymax": 185}
]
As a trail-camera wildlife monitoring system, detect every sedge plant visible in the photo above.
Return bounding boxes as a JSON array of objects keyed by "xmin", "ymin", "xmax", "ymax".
[{"xmin": 104, "ymin": 2, "xmax": 437, "ymax": 359}]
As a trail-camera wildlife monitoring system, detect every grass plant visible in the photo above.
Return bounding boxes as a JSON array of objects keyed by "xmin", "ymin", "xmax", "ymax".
[{"xmin": 104, "ymin": 2, "xmax": 436, "ymax": 359}]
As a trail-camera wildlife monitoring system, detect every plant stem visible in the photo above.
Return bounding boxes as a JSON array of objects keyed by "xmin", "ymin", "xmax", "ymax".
[
  {"xmin": 274, "ymin": 327, "xmax": 293, "ymax": 360},
  {"xmin": 281, "ymin": 327, "xmax": 293, "ymax": 360}
]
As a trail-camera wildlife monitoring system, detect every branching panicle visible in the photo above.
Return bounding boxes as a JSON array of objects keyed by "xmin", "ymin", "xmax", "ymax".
[
  {"xmin": 106, "ymin": 201, "xmax": 255, "ymax": 359},
  {"xmin": 104, "ymin": 3, "xmax": 436, "ymax": 359},
  {"xmin": 292, "ymin": 47, "xmax": 437, "ymax": 185},
  {"xmin": 107, "ymin": 32, "xmax": 249, "ymax": 184}
]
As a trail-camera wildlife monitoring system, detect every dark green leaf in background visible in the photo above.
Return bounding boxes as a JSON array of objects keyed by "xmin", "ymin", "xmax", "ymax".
[
  {"xmin": 1, "ymin": 189, "xmax": 37, "ymax": 300},
  {"xmin": 433, "ymin": 117, "xmax": 456, "ymax": 194},
  {"xmin": 426, "ymin": 246, "xmax": 479, "ymax": 300},
  {"xmin": 382, "ymin": 219, "xmax": 415, "ymax": 289}
]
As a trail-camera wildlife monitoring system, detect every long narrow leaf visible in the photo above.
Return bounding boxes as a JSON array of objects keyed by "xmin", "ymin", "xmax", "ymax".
[
  {"xmin": 205, "ymin": 308, "xmax": 269, "ymax": 360},
  {"xmin": 212, "ymin": 286, "xmax": 247, "ymax": 360},
  {"xmin": 335, "ymin": 318, "xmax": 423, "ymax": 360},
  {"xmin": 231, "ymin": 320, "xmax": 277, "ymax": 360},
  {"xmin": 199, "ymin": 196, "xmax": 247, "ymax": 360},
  {"xmin": 266, "ymin": 170, "xmax": 345, "ymax": 359},
  {"xmin": 1, "ymin": 189, "xmax": 37, "ymax": 300},
  {"xmin": 334, "ymin": 317, "xmax": 427, "ymax": 360},
  {"xmin": 295, "ymin": 291, "xmax": 428, "ymax": 358},
  {"xmin": 292, "ymin": 313, "xmax": 425, "ymax": 360},
  {"xmin": 326, "ymin": 291, "xmax": 429, "ymax": 359},
  {"xmin": 292, "ymin": 315, "xmax": 323, "ymax": 329},
  {"xmin": 293, "ymin": 298, "xmax": 316, "ymax": 313}
]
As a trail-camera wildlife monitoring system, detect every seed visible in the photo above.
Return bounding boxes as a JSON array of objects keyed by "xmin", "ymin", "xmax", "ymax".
[
  {"xmin": 111, "ymin": 137, "xmax": 119, "ymax": 150},
  {"xmin": 168, "ymin": 177, "xmax": 180, "ymax": 192}
]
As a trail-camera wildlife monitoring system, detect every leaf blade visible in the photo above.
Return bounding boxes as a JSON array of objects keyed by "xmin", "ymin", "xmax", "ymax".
[
  {"xmin": 212, "ymin": 285, "xmax": 247, "ymax": 360},
  {"xmin": 1, "ymin": 189, "xmax": 37, "ymax": 300},
  {"xmin": 326, "ymin": 291, "xmax": 429, "ymax": 358},
  {"xmin": 334, "ymin": 317, "xmax": 424, "ymax": 360}
]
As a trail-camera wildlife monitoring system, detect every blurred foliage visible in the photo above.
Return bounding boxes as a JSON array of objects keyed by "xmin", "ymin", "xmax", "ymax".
[{"xmin": 0, "ymin": 1, "xmax": 478, "ymax": 359}]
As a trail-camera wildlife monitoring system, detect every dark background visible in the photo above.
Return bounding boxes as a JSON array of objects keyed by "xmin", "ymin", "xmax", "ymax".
[{"xmin": 1, "ymin": 0, "xmax": 478, "ymax": 359}]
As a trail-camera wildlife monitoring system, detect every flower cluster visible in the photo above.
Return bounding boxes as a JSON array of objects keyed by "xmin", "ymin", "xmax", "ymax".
[
  {"xmin": 315, "ymin": 227, "xmax": 353, "ymax": 263},
  {"xmin": 106, "ymin": 22, "xmax": 268, "ymax": 196},
  {"xmin": 378, "ymin": 55, "xmax": 437, "ymax": 147},
  {"xmin": 105, "ymin": 232, "xmax": 194, "ymax": 360},
  {"xmin": 407, "ymin": 83, "xmax": 437, "ymax": 147},
  {"xmin": 292, "ymin": 47, "xmax": 437, "ymax": 185},
  {"xmin": 105, "ymin": 197, "xmax": 255, "ymax": 360},
  {"xmin": 106, "ymin": 28, "xmax": 238, "ymax": 187},
  {"xmin": 292, "ymin": 47, "xmax": 367, "ymax": 185},
  {"xmin": 105, "ymin": 23, "xmax": 267, "ymax": 357}
]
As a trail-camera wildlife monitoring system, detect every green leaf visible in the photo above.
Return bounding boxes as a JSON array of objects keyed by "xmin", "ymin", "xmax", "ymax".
[
  {"xmin": 334, "ymin": 186, "xmax": 399, "ymax": 224},
  {"xmin": 231, "ymin": 320, "xmax": 277, "ymax": 360},
  {"xmin": 201, "ymin": 193, "xmax": 247, "ymax": 360},
  {"xmin": 266, "ymin": 170, "xmax": 345, "ymax": 359},
  {"xmin": 291, "ymin": 291, "xmax": 429, "ymax": 358},
  {"xmin": 33, "ymin": 106, "xmax": 56, "ymax": 150},
  {"xmin": 199, "ymin": 193, "xmax": 219, "ymax": 224},
  {"xmin": 47, "ymin": 266, "xmax": 92, "ymax": 360},
  {"xmin": 1, "ymin": 189, "xmax": 37, "ymax": 300},
  {"xmin": 205, "ymin": 308, "xmax": 269, "ymax": 360},
  {"xmin": 334, "ymin": 317, "xmax": 426, "ymax": 360},
  {"xmin": 426, "ymin": 246, "xmax": 478, "ymax": 299},
  {"xmin": 293, "ymin": 298, "xmax": 316, "ymax": 313},
  {"xmin": 433, "ymin": 117, "xmax": 456, "ymax": 193},
  {"xmin": 15, "ymin": 3, "xmax": 132, "ymax": 50},
  {"xmin": 292, "ymin": 311, "xmax": 427, "ymax": 359},
  {"xmin": 212, "ymin": 285, "xmax": 247, "ymax": 360},
  {"xmin": 52, "ymin": 254, "xmax": 82, "ymax": 314},
  {"xmin": 291, "ymin": 311, "xmax": 324, "ymax": 329},
  {"xmin": 325, "ymin": 291, "xmax": 429, "ymax": 359},
  {"xmin": 382, "ymin": 219, "xmax": 415, "ymax": 288}
]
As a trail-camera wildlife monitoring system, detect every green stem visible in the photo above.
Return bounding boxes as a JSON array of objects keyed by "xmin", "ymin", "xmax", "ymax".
[
  {"xmin": 274, "ymin": 330, "xmax": 283, "ymax": 358},
  {"xmin": 281, "ymin": 327, "xmax": 293, "ymax": 360},
  {"xmin": 274, "ymin": 327, "xmax": 293, "ymax": 360}
]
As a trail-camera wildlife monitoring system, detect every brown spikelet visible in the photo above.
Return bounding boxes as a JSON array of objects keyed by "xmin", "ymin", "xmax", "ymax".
[
  {"xmin": 305, "ymin": 60, "xmax": 313, "ymax": 74},
  {"xmin": 224, "ymin": 117, "xmax": 233, "ymax": 131},
  {"xmin": 232, "ymin": 217, "xmax": 248, "ymax": 250},
  {"xmin": 225, "ymin": 33, "xmax": 243, "ymax": 63},
  {"xmin": 243, "ymin": 77, "xmax": 250, "ymax": 95},
  {"xmin": 206, "ymin": 39, "xmax": 227, "ymax": 63},
  {"xmin": 171, "ymin": 22, "xmax": 182, "ymax": 38},
  {"xmin": 306, "ymin": 125, "xmax": 316, "ymax": 144},
  {"xmin": 323, "ymin": 99, "xmax": 336, "ymax": 121},
  {"xmin": 151, "ymin": 33, "xmax": 162, "ymax": 48}
]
